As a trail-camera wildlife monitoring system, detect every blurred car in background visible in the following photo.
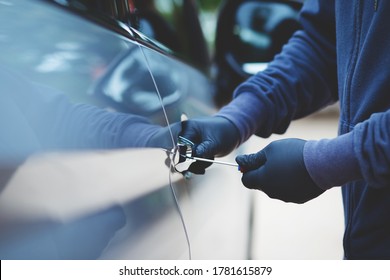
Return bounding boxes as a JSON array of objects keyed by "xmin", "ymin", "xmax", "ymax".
[
  {"xmin": 0, "ymin": 0, "xmax": 301, "ymax": 259},
  {"xmin": 214, "ymin": 0, "xmax": 303, "ymax": 105}
]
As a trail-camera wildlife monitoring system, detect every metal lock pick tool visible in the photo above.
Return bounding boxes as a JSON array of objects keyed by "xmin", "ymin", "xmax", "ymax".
[{"xmin": 172, "ymin": 136, "xmax": 240, "ymax": 173}]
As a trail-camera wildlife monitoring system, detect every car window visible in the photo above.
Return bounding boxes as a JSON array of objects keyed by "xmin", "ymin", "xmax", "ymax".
[
  {"xmin": 135, "ymin": 0, "xmax": 210, "ymax": 71},
  {"xmin": 64, "ymin": 0, "xmax": 211, "ymax": 71}
]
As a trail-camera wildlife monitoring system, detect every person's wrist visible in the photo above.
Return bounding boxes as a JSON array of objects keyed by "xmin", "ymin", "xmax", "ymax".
[
  {"xmin": 216, "ymin": 92, "xmax": 269, "ymax": 143},
  {"xmin": 214, "ymin": 116, "xmax": 241, "ymax": 146},
  {"xmin": 303, "ymin": 132, "xmax": 363, "ymax": 190}
]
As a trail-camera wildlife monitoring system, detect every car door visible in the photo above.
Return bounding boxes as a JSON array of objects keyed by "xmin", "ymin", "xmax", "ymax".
[
  {"xmin": 129, "ymin": 1, "xmax": 252, "ymax": 259},
  {"xmin": 0, "ymin": 0, "xmax": 192, "ymax": 259}
]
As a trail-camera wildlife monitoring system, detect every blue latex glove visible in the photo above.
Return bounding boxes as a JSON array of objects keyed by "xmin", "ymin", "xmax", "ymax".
[
  {"xmin": 236, "ymin": 138, "xmax": 325, "ymax": 203},
  {"xmin": 180, "ymin": 116, "xmax": 240, "ymax": 174}
]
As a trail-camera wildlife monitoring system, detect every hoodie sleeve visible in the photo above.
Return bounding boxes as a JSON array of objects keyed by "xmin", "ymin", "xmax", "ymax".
[
  {"xmin": 353, "ymin": 110, "xmax": 390, "ymax": 189},
  {"xmin": 303, "ymin": 109, "xmax": 390, "ymax": 190},
  {"xmin": 217, "ymin": 0, "xmax": 338, "ymax": 142}
]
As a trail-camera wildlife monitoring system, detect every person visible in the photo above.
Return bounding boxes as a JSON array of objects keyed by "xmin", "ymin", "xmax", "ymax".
[{"xmin": 180, "ymin": 0, "xmax": 390, "ymax": 259}]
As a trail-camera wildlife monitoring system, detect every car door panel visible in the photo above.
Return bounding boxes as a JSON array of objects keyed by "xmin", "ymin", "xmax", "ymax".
[
  {"xmin": 140, "ymin": 29, "xmax": 252, "ymax": 260},
  {"xmin": 0, "ymin": 0, "xmax": 189, "ymax": 259}
]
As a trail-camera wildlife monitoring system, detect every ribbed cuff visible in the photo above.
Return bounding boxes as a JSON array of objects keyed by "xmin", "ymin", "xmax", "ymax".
[{"xmin": 303, "ymin": 132, "xmax": 362, "ymax": 190}]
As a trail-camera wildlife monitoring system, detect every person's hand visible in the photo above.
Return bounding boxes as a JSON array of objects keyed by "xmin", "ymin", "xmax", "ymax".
[
  {"xmin": 236, "ymin": 138, "xmax": 325, "ymax": 203},
  {"xmin": 180, "ymin": 116, "xmax": 240, "ymax": 174}
]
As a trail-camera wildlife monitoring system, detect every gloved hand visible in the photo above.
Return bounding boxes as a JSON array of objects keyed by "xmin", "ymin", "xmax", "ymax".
[
  {"xmin": 236, "ymin": 138, "xmax": 325, "ymax": 203},
  {"xmin": 180, "ymin": 116, "xmax": 240, "ymax": 174}
]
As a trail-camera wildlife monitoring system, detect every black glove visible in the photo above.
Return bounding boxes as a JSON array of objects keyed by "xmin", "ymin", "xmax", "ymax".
[
  {"xmin": 236, "ymin": 138, "xmax": 325, "ymax": 204},
  {"xmin": 180, "ymin": 116, "xmax": 240, "ymax": 174}
]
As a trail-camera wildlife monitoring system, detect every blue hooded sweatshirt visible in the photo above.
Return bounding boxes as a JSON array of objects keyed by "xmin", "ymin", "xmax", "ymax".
[{"xmin": 217, "ymin": 0, "xmax": 390, "ymax": 259}]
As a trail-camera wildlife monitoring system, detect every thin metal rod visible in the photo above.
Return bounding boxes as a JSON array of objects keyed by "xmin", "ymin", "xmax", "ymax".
[
  {"xmin": 139, "ymin": 44, "xmax": 191, "ymax": 260},
  {"xmin": 186, "ymin": 156, "xmax": 239, "ymax": 167}
]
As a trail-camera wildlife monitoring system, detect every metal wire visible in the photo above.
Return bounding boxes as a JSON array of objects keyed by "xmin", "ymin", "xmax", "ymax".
[{"xmin": 138, "ymin": 43, "xmax": 192, "ymax": 260}]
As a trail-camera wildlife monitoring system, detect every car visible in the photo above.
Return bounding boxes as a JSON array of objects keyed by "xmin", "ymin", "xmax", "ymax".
[
  {"xmin": 214, "ymin": 0, "xmax": 303, "ymax": 105},
  {"xmin": 0, "ymin": 0, "xmax": 301, "ymax": 260},
  {"xmin": 0, "ymin": 0, "xmax": 251, "ymax": 260}
]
